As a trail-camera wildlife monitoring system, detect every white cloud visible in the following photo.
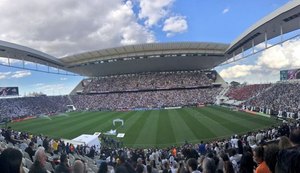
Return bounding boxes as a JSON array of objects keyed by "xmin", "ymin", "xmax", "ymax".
[
  {"xmin": 257, "ymin": 39, "xmax": 300, "ymax": 69},
  {"xmin": 0, "ymin": 72, "xmax": 11, "ymax": 79},
  {"xmin": 218, "ymin": 38, "xmax": 300, "ymax": 83},
  {"xmin": 222, "ymin": 8, "xmax": 229, "ymax": 14},
  {"xmin": 220, "ymin": 65, "xmax": 260, "ymax": 78},
  {"xmin": 0, "ymin": 0, "xmax": 155, "ymax": 57},
  {"xmin": 34, "ymin": 83, "xmax": 73, "ymax": 95},
  {"xmin": 60, "ymin": 77, "xmax": 67, "ymax": 81},
  {"xmin": 138, "ymin": 0, "xmax": 174, "ymax": 27},
  {"xmin": 36, "ymin": 83, "xmax": 65, "ymax": 91},
  {"xmin": 0, "ymin": 70, "xmax": 31, "ymax": 79},
  {"xmin": 34, "ymin": 83, "xmax": 44, "ymax": 86},
  {"xmin": 163, "ymin": 16, "xmax": 188, "ymax": 37},
  {"xmin": 11, "ymin": 71, "xmax": 31, "ymax": 78}
]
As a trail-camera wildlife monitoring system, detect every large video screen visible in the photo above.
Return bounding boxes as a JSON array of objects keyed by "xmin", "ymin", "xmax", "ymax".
[
  {"xmin": 280, "ymin": 69, "xmax": 300, "ymax": 81},
  {"xmin": 0, "ymin": 87, "xmax": 19, "ymax": 97}
]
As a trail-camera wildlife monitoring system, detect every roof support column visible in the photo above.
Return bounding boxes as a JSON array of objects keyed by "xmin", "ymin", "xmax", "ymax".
[
  {"xmin": 280, "ymin": 24, "xmax": 283, "ymax": 46},
  {"xmin": 241, "ymin": 46, "xmax": 244, "ymax": 58},
  {"xmin": 264, "ymin": 31, "xmax": 268, "ymax": 48},
  {"xmin": 252, "ymin": 40, "xmax": 255, "ymax": 54},
  {"xmin": 233, "ymin": 51, "xmax": 235, "ymax": 62}
]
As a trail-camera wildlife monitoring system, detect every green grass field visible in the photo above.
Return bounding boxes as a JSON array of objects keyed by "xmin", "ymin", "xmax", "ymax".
[{"xmin": 9, "ymin": 106, "xmax": 279, "ymax": 147}]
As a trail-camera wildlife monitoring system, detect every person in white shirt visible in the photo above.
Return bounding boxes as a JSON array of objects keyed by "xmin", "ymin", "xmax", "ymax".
[{"xmin": 230, "ymin": 136, "xmax": 238, "ymax": 149}]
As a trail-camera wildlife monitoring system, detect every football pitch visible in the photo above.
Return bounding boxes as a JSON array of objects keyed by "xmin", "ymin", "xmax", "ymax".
[{"xmin": 9, "ymin": 106, "xmax": 279, "ymax": 147}]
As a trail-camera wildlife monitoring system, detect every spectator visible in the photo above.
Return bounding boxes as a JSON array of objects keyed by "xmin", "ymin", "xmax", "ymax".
[
  {"xmin": 0, "ymin": 148, "xmax": 24, "ymax": 173},
  {"xmin": 264, "ymin": 144, "xmax": 279, "ymax": 173},
  {"xmin": 239, "ymin": 152, "xmax": 255, "ymax": 173},
  {"xmin": 98, "ymin": 162, "xmax": 108, "ymax": 173},
  {"xmin": 253, "ymin": 146, "xmax": 271, "ymax": 173},
  {"xmin": 25, "ymin": 142, "xmax": 36, "ymax": 162},
  {"xmin": 278, "ymin": 136, "xmax": 292, "ymax": 149},
  {"xmin": 187, "ymin": 158, "xmax": 201, "ymax": 173},
  {"xmin": 29, "ymin": 147, "xmax": 48, "ymax": 173},
  {"xmin": 55, "ymin": 153, "xmax": 71, "ymax": 173},
  {"xmin": 223, "ymin": 160, "xmax": 234, "ymax": 173},
  {"xmin": 202, "ymin": 157, "xmax": 216, "ymax": 173}
]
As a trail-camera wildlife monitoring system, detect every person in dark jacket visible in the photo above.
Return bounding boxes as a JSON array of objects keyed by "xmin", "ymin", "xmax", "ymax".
[
  {"xmin": 55, "ymin": 154, "xmax": 71, "ymax": 173},
  {"xmin": 0, "ymin": 148, "xmax": 24, "ymax": 173},
  {"xmin": 25, "ymin": 142, "xmax": 36, "ymax": 162}
]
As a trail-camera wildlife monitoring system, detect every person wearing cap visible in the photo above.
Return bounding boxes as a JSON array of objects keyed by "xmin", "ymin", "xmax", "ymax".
[{"xmin": 25, "ymin": 141, "xmax": 36, "ymax": 162}]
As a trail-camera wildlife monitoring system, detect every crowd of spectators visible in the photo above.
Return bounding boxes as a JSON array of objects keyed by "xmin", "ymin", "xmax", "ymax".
[
  {"xmin": 0, "ymin": 71, "xmax": 221, "ymax": 119},
  {"xmin": 0, "ymin": 96, "xmax": 72, "ymax": 120},
  {"xmin": 82, "ymin": 71, "xmax": 215, "ymax": 94},
  {"xmin": 1, "ymin": 119, "xmax": 300, "ymax": 173},
  {"xmin": 0, "ymin": 88, "xmax": 220, "ymax": 119},
  {"xmin": 245, "ymin": 82, "xmax": 300, "ymax": 114},
  {"xmin": 225, "ymin": 84, "xmax": 271, "ymax": 101},
  {"xmin": 71, "ymin": 88, "xmax": 221, "ymax": 111}
]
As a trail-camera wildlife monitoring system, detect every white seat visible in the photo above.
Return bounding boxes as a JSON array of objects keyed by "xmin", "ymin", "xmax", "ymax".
[
  {"xmin": 23, "ymin": 151, "xmax": 32, "ymax": 160},
  {"xmin": 24, "ymin": 158, "xmax": 33, "ymax": 168},
  {"xmin": 23, "ymin": 166, "xmax": 29, "ymax": 173}
]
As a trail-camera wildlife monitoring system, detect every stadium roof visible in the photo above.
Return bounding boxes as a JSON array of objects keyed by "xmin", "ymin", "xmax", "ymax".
[
  {"xmin": 226, "ymin": 0, "xmax": 300, "ymax": 58},
  {"xmin": 0, "ymin": 0, "xmax": 299, "ymax": 77},
  {"xmin": 0, "ymin": 40, "xmax": 64, "ymax": 68},
  {"xmin": 61, "ymin": 42, "xmax": 229, "ymax": 76}
]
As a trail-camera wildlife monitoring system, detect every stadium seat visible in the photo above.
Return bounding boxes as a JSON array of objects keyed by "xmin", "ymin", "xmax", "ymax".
[
  {"xmin": 45, "ymin": 161, "xmax": 54, "ymax": 172},
  {"xmin": 24, "ymin": 158, "xmax": 33, "ymax": 168}
]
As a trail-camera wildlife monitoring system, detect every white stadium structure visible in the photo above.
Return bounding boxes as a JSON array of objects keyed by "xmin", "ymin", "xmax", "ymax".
[{"xmin": 0, "ymin": 0, "xmax": 299, "ymax": 77}]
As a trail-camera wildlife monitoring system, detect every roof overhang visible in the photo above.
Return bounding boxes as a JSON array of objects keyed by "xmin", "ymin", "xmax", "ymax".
[
  {"xmin": 61, "ymin": 42, "xmax": 229, "ymax": 76},
  {"xmin": 225, "ymin": 0, "xmax": 300, "ymax": 58},
  {"xmin": 0, "ymin": 40, "xmax": 64, "ymax": 68}
]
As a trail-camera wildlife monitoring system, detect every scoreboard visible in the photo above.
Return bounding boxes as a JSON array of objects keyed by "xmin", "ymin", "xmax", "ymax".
[
  {"xmin": 0, "ymin": 87, "xmax": 19, "ymax": 97},
  {"xmin": 280, "ymin": 69, "xmax": 300, "ymax": 81}
]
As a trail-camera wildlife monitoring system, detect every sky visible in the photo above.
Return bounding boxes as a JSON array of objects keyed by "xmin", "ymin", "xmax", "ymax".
[{"xmin": 0, "ymin": 0, "xmax": 299, "ymax": 96}]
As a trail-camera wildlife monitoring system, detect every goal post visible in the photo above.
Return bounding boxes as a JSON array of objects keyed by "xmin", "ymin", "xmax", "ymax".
[{"xmin": 67, "ymin": 105, "xmax": 76, "ymax": 112}]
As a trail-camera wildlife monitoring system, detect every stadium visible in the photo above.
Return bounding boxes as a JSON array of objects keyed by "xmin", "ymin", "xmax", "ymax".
[{"xmin": 0, "ymin": 1, "xmax": 300, "ymax": 173}]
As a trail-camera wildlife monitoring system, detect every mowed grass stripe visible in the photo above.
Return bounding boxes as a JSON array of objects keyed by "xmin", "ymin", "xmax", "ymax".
[
  {"xmin": 101, "ymin": 111, "xmax": 137, "ymax": 133},
  {"xmin": 116, "ymin": 111, "xmax": 149, "ymax": 135},
  {"xmin": 58, "ymin": 112, "xmax": 124, "ymax": 139},
  {"xmin": 169, "ymin": 109, "xmax": 198, "ymax": 144},
  {"xmin": 19, "ymin": 112, "xmax": 103, "ymax": 134},
  {"xmin": 123, "ymin": 111, "xmax": 151, "ymax": 147},
  {"xmin": 212, "ymin": 106, "xmax": 278, "ymax": 125},
  {"xmin": 180, "ymin": 108, "xmax": 221, "ymax": 139},
  {"xmin": 179, "ymin": 108, "xmax": 216, "ymax": 140},
  {"xmin": 40, "ymin": 112, "xmax": 117, "ymax": 138},
  {"xmin": 10, "ymin": 112, "xmax": 85, "ymax": 130},
  {"xmin": 75, "ymin": 111, "xmax": 135, "ymax": 135},
  {"xmin": 50, "ymin": 111, "xmax": 133, "ymax": 139},
  {"xmin": 156, "ymin": 110, "xmax": 177, "ymax": 146},
  {"xmin": 132, "ymin": 111, "xmax": 159, "ymax": 147},
  {"xmin": 201, "ymin": 107, "xmax": 253, "ymax": 131},
  {"xmin": 9, "ymin": 112, "xmax": 87, "ymax": 135},
  {"xmin": 204, "ymin": 107, "xmax": 276, "ymax": 130},
  {"xmin": 185, "ymin": 108, "xmax": 234, "ymax": 138}
]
